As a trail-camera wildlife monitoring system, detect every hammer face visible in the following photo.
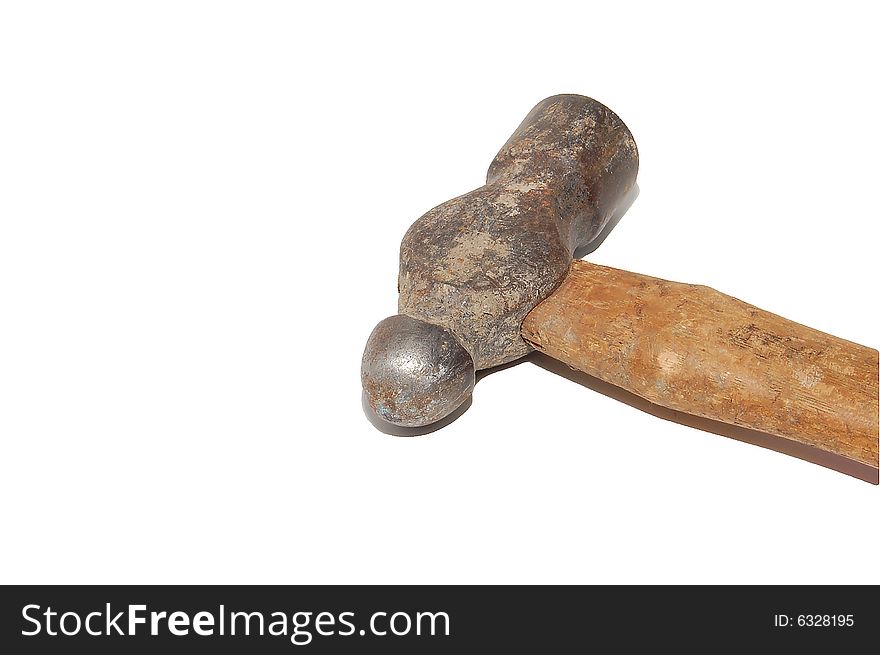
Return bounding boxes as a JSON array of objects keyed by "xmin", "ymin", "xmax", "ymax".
[{"xmin": 361, "ymin": 314, "xmax": 475, "ymax": 427}]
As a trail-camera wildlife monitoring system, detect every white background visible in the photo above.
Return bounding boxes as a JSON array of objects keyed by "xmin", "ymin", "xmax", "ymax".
[{"xmin": 1, "ymin": 2, "xmax": 877, "ymax": 584}]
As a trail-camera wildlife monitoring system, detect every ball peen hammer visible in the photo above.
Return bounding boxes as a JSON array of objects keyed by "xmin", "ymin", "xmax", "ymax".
[{"xmin": 362, "ymin": 95, "xmax": 879, "ymax": 473}]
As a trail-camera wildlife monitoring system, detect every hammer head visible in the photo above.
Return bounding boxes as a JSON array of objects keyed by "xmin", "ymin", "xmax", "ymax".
[{"xmin": 363, "ymin": 95, "xmax": 638, "ymax": 427}]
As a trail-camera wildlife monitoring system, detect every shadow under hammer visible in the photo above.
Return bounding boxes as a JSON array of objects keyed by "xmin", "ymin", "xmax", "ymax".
[
  {"xmin": 363, "ymin": 348, "xmax": 878, "ymax": 483},
  {"xmin": 528, "ymin": 352, "xmax": 879, "ymax": 485}
]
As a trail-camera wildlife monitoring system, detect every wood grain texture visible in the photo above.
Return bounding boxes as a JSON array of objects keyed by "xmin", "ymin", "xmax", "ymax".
[{"xmin": 522, "ymin": 260, "xmax": 879, "ymax": 468}]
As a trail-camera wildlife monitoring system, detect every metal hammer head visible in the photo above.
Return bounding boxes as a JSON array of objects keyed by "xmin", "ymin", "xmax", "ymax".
[{"xmin": 363, "ymin": 95, "xmax": 638, "ymax": 426}]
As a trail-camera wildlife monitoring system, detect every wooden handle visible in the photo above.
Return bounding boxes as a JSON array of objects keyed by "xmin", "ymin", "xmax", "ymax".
[{"xmin": 522, "ymin": 260, "xmax": 879, "ymax": 468}]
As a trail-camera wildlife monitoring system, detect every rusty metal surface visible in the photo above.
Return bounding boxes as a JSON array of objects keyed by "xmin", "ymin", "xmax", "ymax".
[
  {"xmin": 363, "ymin": 95, "xmax": 639, "ymax": 426},
  {"xmin": 399, "ymin": 95, "xmax": 638, "ymax": 368}
]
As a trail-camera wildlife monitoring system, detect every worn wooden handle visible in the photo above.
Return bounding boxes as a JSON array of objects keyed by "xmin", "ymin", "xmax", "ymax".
[{"xmin": 522, "ymin": 260, "xmax": 879, "ymax": 468}]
